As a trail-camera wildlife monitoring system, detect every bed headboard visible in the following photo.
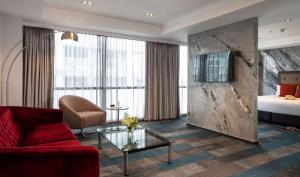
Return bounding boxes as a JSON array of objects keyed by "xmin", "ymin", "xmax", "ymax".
[{"xmin": 278, "ymin": 71, "xmax": 300, "ymax": 84}]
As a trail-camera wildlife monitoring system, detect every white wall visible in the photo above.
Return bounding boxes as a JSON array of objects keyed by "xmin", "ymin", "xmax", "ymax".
[{"xmin": 0, "ymin": 13, "xmax": 23, "ymax": 106}]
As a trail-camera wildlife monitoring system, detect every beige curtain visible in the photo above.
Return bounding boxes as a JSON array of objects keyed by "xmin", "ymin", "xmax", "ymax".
[
  {"xmin": 144, "ymin": 42, "xmax": 180, "ymax": 121},
  {"xmin": 23, "ymin": 26, "xmax": 54, "ymax": 108}
]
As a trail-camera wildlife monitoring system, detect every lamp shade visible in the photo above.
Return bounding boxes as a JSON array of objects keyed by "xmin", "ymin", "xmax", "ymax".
[{"xmin": 61, "ymin": 31, "xmax": 78, "ymax": 42}]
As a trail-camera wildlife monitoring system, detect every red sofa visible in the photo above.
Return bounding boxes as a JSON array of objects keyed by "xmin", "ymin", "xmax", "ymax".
[{"xmin": 0, "ymin": 106, "xmax": 99, "ymax": 177}]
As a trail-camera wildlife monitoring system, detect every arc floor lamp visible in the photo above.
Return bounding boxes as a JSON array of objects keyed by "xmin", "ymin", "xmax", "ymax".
[{"xmin": 1, "ymin": 31, "xmax": 78, "ymax": 106}]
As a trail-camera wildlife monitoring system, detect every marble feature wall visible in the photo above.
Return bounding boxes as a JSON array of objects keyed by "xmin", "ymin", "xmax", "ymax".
[
  {"xmin": 259, "ymin": 46, "xmax": 300, "ymax": 95},
  {"xmin": 187, "ymin": 18, "xmax": 258, "ymax": 142}
]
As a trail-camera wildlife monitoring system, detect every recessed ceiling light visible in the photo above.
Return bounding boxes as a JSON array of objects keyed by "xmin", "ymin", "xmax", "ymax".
[
  {"xmin": 144, "ymin": 12, "xmax": 155, "ymax": 17},
  {"xmin": 284, "ymin": 18, "xmax": 293, "ymax": 23},
  {"xmin": 81, "ymin": 1, "xmax": 94, "ymax": 5}
]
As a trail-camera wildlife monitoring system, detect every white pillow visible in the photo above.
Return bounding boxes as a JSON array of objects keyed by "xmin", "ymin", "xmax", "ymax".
[{"xmin": 275, "ymin": 84, "xmax": 280, "ymax": 96}]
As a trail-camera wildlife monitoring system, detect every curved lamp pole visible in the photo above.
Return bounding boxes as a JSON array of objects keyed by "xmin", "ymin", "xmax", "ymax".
[{"xmin": 1, "ymin": 31, "xmax": 78, "ymax": 106}]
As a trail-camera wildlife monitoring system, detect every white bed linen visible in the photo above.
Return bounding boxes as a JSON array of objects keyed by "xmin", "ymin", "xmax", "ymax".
[{"xmin": 258, "ymin": 95, "xmax": 300, "ymax": 116}]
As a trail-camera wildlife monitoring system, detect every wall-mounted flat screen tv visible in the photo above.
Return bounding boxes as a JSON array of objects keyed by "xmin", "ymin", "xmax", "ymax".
[{"xmin": 193, "ymin": 51, "xmax": 234, "ymax": 82}]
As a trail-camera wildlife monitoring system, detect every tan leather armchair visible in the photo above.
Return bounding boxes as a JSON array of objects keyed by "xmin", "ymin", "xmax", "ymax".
[{"xmin": 59, "ymin": 95, "xmax": 106, "ymax": 132}]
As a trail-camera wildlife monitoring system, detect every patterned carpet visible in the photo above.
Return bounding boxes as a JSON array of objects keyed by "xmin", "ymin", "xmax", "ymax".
[{"xmin": 78, "ymin": 117, "xmax": 300, "ymax": 177}]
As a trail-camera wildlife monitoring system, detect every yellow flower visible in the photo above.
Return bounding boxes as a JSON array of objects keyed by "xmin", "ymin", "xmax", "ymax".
[{"xmin": 122, "ymin": 113, "xmax": 138, "ymax": 131}]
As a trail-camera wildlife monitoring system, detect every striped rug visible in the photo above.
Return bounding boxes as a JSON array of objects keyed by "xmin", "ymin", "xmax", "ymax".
[{"xmin": 78, "ymin": 118, "xmax": 300, "ymax": 177}]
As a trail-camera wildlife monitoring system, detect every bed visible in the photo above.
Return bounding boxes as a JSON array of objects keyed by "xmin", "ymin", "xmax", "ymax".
[
  {"xmin": 258, "ymin": 96, "xmax": 300, "ymax": 116},
  {"xmin": 258, "ymin": 71, "xmax": 300, "ymax": 127}
]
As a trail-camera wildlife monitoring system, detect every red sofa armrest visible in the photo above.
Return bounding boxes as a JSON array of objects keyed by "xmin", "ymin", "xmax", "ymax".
[
  {"xmin": 0, "ymin": 146, "xmax": 100, "ymax": 177},
  {"xmin": 8, "ymin": 106, "xmax": 63, "ymax": 127}
]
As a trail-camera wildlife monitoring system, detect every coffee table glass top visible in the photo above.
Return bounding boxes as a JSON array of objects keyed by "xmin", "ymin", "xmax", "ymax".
[{"xmin": 87, "ymin": 125, "xmax": 171, "ymax": 152}]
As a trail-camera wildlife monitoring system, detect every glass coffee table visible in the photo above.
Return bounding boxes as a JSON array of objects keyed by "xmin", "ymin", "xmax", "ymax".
[{"xmin": 86, "ymin": 125, "xmax": 173, "ymax": 176}]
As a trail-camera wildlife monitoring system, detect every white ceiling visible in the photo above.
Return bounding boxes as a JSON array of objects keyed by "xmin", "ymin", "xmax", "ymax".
[
  {"xmin": 45, "ymin": 0, "xmax": 223, "ymax": 25},
  {"xmin": 1, "ymin": 0, "xmax": 300, "ymax": 49},
  {"xmin": 258, "ymin": 0, "xmax": 300, "ymax": 49}
]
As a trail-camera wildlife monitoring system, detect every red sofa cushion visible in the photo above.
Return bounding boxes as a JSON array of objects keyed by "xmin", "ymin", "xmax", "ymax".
[
  {"xmin": 21, "ymin": 123, "xmax": 76, "ymax": 146},
  {"xmin": 0, "ymin": 108, "xmax": 21, "ymax": 148}
]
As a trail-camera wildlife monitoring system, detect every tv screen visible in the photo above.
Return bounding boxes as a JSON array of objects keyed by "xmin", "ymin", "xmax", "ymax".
[{"xmin": 193, "ymin": 51, "xmax": 233, "ymax": 82}]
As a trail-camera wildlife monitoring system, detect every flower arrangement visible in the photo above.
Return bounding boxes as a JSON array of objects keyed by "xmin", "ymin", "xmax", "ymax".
[{"xmin": 121, "ymin": 113, "xmax": 138, "ymax": 132}]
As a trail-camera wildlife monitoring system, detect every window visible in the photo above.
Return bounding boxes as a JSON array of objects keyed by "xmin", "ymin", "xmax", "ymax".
[
  {"xmin": 54, "ymin": 31, "xmax": 185, "ymax": 119},
  {"xmin": 54, "ymin": 32, "xmax": 145, "ymax": 122},
  {"xmin": 179, "ymin": 46, "xmax": 188, "ymax": 115},
  {"xmin": 105, "ymin": 37, "xmax": 145, "ymax": 120}
]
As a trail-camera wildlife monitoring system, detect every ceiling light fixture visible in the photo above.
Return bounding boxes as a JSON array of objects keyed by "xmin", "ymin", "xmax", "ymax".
[
  {"xmin": 81, "ymin": 1, "xmax": 94, "ymax": 5},
  {"xmin": 144, "ymin": 12, "xmax": 155, "ymax": 17},
  {"xmin": 284, "ymin": 18, "xmax": 293, "ymax": 23}
]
